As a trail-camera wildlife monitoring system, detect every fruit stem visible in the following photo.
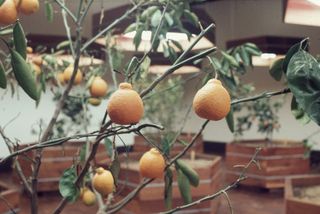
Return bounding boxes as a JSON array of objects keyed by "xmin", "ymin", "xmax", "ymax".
[{"xmin": 206, "ymin": 56, "xmax": 219, "ymax": 79}]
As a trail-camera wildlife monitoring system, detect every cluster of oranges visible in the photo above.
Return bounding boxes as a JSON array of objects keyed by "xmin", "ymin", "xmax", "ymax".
[
  {"xmin": 27, "ymin": 47, "xmax": 43, "ymax": 76},
  {"xmin": 0, "ymin": 0, "xmax": 39, "ymax": 25},
  {"xmin": 80, "ymin": 78, "xmax": 231, "ymax": 205}
]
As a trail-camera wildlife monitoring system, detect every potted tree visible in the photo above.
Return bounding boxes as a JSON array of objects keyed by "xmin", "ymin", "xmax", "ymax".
[{"xmin": 0, "ymin": 1, "xmax": 319, "ymax": 214}]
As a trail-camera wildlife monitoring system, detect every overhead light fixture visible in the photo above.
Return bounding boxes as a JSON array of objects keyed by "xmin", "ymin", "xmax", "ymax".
[
  {"xmin": 95, "ymin": 31, "xmax": 214, "ymax": 53},
  {"xmin": 92, "ymin": 4, "xmax": 216, "ymax": 53},
  {"xmin": 226, "ymin": 36, "xmax": 303, "ymax": 67},
  {"xmin": 307, "ymin": 0, "xmax": 320, "ymax": 6},
  {"xmin": 284, "ymin": 0, "xmax": 320, "ymax": 27},
  {"xmin": 149, "ymin": 65, "xmax": 200, "ymax": 75}
]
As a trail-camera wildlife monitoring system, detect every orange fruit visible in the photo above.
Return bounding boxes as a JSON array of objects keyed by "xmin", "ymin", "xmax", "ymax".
[
  {"xmin": 16, "ymin": 0, "xmax": 39, "ymax": 15},
  {"xmin": 193, "ymin": 79, "xmax": 231, "ymax": 121},
  {"xmin": 88, "ymin": 97, "xmax": 101, "ymax": 106},
  {"xmin": 92, "ymin": 167, "xmax": 114, "ymax": 196},
  {"xmin": 57, "ymin": 72, "xmax": 65, "ymax": 85},
  {"xmin": 81, "ymin": 188, "xmax": 96, "ymax": 206},
  {"xmin": 0, "ymin": 0, "xmax": 18, "ymax": 25},
  {"xmin": 89, "ymin": 76, "xmax": 108, "ymax": 97},
  {"xmin": 139, "ymin": 148, "xmax": 165, "ymax": 179},
  {"xmin": 26, "ymin": 46, "xmax": 33, "ymax": 54},
  {"xmin": 32, "ymin": 63, "xmax": 41, "ymax": 76},
  {"xmin": 107, "ymin": 82, "xmax": 144, "ymax": 125},
  {"xmin": 63, "ymin": 65, "xmax": 83, "ymax": 85},
  {"xmin": 32, "ymin": 55, "xmax": 43, "ymax": 66}
]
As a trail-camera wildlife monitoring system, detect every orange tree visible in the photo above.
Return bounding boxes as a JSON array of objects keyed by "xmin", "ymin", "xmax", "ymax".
[{"xmin": 0, "ymin": 0, "xmax": 319, "ymax": 214}]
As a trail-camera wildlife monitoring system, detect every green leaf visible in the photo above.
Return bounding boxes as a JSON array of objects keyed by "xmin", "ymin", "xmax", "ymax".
[
  {"xmin": 79, "ymin": 144, "xmax": 87, "ymax": 163},
  {"xmin": 110, "ymin": 152, "xmax": 120, "ymax": 187},
  {"xmin": 124, "ymin": 23, "xmax": 137, "ymax": 34},
  {"xmin": 244, "ymin": 46, "xmax": 262, "ymax": 56},
  {"xmin": 0, "ymin": 0, "xmax": 4, "ymax": 7},
  {"xmin": 177, "ymin": 168, "xmax": 192, "ymax": 204},
  {"xmin": 183, "ymin": 10, "xmax": 199, "ymax": 27},
  {"xmin": 56, "ymin": 40, "xmax": 70, "ymax": 50},
  {"xmin": 291, "ymin": 96, "xmax": 311, "ymax": 125},
  {"xmin": 45, "ymin": 1, "xmax": 54, "ymax": 22},
  {"xmin": 221, "ymin": 51, "xmax": 239, "ymax": 67},
  {"xmin": 164, "ymin": 168, "xmax": 173, "ymax": 210},
  {"xmin": 141, "ymin": 6, "xmax": 158, "ymax": 21},
  {"xmin": 164, "ymin": 13, "xmax": 174, "ymax": 27},
  {"xmin": 39, "ymin": 71, "xmax": 46, "ymax": 92},
  {"xmin": 0, "ymin": 61, "xmax": 7, "ymax": 89},
  {"xmin": 151, "ymin": 9, "xmax": 162, "ymax": 28},
  {"xmin": 287, "ymin": 50, "xmax": 320, "ymax": 125},
  {"xmin": 269, "ymin": 58, "xmax": 284, "ymax": 81},
  {"xmin": 10, "ymin": 49, "xmax": 39, "ymax": 101},
  {"xmin": 244, "ymin": 42, "xmax": 260, "ymax": 51},
  {"xmin": 104, "ymin": 138, "xmax": 113, "ymax": 157},
  {"xmin": 13, "ymin": 22, "xmax": 27, "ymax": 60},
  {"xmin": 226, "ymin": 108, "xmax": 234, "ymax": 133},
  {"xmin": 239, "ymin": 46, "xmax": 250, "ymax": 66},
  {"xmin": 133, "ymin": 26, "xmax": 143, "ymax": 50},
  {"xmin": 170, "ymin": 39, "xmax": 183, "ymax": 52},
  {"xmin": 126, "ymin": 56, "xmax": 139, "ymax": 77},
  {"xmin": 176, "ymin": 160, "xmax": 199, "ymax": 187},
  {"xmin": 0, "ymin": 28, "xmax": 13, "ymax": 36},
  {"xmin": 283, "ymin": 39, "xmax": 309, "ymax": 73},
  {"xmin": 59, "ymin": 166, "xmax": 79, "ymax": 202}
]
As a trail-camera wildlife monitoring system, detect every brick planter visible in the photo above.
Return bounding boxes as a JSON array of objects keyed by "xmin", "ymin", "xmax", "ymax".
[
  {"xmin": 116, "ymin": 152, "xmax": 222, "ymax": 213},
  {"xmin": 133, "ymin": 132, "xmax": 203, "ymax": 153},
  {"xmin": 14, "ymin": 141, "xmax": 109, "ymax": 192},
  {"xmin": 0, "ymin": 181, "xmax": 20, "ymax": 213},
  {"xmin": 226, "ymin": 139, "xmax": 310, "ymax": 189},
  {"xmin": 285, "ymin": 175, "xmax": 320, "ymax": 214}
]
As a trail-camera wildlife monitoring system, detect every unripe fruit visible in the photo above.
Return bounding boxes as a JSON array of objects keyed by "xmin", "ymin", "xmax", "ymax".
[
  {"xmin": 88, "ymin": 97, "xmax": 101, "ymax": 106},
  {"xmin": 63, "ymin": 65, "xmax": 83, "ymax": 85},
  {"xmin": 90, "ymin": 76, "xmax": 108, "ymax": 97},
  {"xmin": 193, "ymin": 79, "xmax": 231, "ymax": 121},
  {"xmin": 92, "ymin": 167, "xmax": 114, "ymax": 196},
  {"xmin": 32, "ymin": 63, "xmax": 41, "ymax": 76},
  {"xmin": 16, "ymin": 0, "xmax": 39, "ymax": 15},
  {"xmin": 0, "ymin": 0, "xmax": 18, "ymax": 25},
  {"xmin": 107, "ymin": 82, "xmax": 144, "ymax": 125},
  {"xmin": 81, "ymin": 188, "xmax": 96, "ymax": 206},
  {"xmin": 139, "ymin": 148, "xmax": 165, "ymax": 179}
]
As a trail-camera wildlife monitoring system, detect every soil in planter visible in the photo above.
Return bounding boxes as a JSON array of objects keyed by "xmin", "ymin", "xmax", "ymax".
[
  {"xmin": 121, "ymin": 159, "xmax": 213, "ymax": 170},
  {"xmin": 293, "ymin": 185, "xmax": 320, "ymax": 203}
]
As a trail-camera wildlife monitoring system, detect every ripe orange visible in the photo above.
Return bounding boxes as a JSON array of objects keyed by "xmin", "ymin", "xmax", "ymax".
[
  {"xmin": 0, "ymin": 0, "xmax": 18, "ymax": 25},
  {"xmin": 57, "ymin": 72, "xmax": 65, "ymax": 85},
  {"xmin": 92, "ymin": 167, "xmax": 114, "ymax": 196},
  {"xmin": 88, "ymin": 97, "xmax": 101, "ymax": 106},
  {"xmin": 63, "ymin": 65, "xmax": 83, "ymax": 85},
  {"xmin": 89, "ymin": 76, "xmax": 108, "ymax": 97},
  {"xmin": 32, "ymin": 55, "xmax": 43, "ymax": 66},
  {"xmin": 32, "ymin": 63, "xmax": 41, "ymax": 76},
  {"xmin": 139, "ymin": 148, "xmax": 165, "ymax": 179},
  {"xmin": 81, "ymin": 188, "xmax": 96, "ymax": 206},
  {"xmin": 193, "ymin": 79, "xmax": 231, "ymax": 121},
  {"xmin": 107, "ymin": 82, "xmax": 144, "ymax": 125},
  {"xmin": 16, "ymin": 0, "xmax": 39, "ymax": 15},
  {"xmin": 26, "ymin": 46, "xmax": 33, "ymax": 54}
]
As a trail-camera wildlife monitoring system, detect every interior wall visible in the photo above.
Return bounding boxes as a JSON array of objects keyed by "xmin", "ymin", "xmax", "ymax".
[{"xmin": 1, "ymin": 0, "xmax": 320, "ymax": 158}]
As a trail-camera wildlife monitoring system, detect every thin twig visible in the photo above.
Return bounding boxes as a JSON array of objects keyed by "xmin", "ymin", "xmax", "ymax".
[{"xmin": 53, "ymin": 0, "xmax": 77, "ymax": 23}]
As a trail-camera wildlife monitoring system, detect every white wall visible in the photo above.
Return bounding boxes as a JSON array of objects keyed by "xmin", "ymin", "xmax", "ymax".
[{"xmin": 1, "ymin": 0, "xmax": 320, "ymax": 157}]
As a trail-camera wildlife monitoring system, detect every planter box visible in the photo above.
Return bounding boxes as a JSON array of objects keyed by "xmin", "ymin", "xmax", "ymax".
[
  {"xmin": 225, "ymin": 139, "xmax": 310, "ymax": 189},
  {"xmin": 116, "ymin": 152, "xmax": 222, "ymax": 213},
  {"xmin": 133, "ymin": 132, "xmax": 203, "ymax": 153},
  {"xmin": 14, "ymin": 141, "xmax": 109, "ymax": 192},
  {"xmin": 285, "ymin": 175, "xmax": 320, "ymax": 214},
  {"xmin": 0, "ymin": 181, "xmax": 20, "ymax": 213}
]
